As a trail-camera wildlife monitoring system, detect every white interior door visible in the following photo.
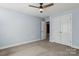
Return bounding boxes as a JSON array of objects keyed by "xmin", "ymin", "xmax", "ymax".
[
  {"xmin": 51, "ymin": 14, "xmax": 72, "ymax": 46},
  {"xmin": 41, "ymin": 21, "xmax": 46, "ymax": 40},
  {"xmin": 52, "ymin": 17, "xmax": 61, "ymax": 43},
  {"xmin": 61, "ymin": 14, "xmax": 72, "ymax": 46}
]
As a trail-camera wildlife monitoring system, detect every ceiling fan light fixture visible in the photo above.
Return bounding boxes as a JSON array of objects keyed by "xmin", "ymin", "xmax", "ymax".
[{"xmin": 39, "ymin": 8, "xmax": 43, "ymax": 13}]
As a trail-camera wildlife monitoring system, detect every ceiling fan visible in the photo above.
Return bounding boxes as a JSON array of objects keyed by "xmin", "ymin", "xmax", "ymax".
[{"xmin": 29, "ymin": 3, "xmax": 54, "ymax": 13}]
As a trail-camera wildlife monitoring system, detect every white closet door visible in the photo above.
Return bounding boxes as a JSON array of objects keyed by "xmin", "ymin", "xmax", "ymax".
[
  {"xmin": 52, "ymin": 17, "xmax": 61, "ymax": 43},
  {"xmin": 61, "ymin": 14, "xmax": 72, "ymax": 46}
]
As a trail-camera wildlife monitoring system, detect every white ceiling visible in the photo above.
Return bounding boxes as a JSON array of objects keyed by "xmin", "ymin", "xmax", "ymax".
[{"xmin": 0, "ymin": 3, "xmax": 79, "ymax": 18}]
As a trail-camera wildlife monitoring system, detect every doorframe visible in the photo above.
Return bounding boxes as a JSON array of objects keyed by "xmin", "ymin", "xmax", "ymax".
[
  {"xmin": 41, "ymin": 21, "xmax": 46, "ymax": 40},
  {"xmin": 41, "ymin": 18, "xmax": 50, "ymax": 41}
]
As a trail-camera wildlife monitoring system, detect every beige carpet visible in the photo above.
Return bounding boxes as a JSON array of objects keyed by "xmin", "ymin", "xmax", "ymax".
[{"xmin": 0, "ymin": 40, "xmax": 79, "ymax": 56}]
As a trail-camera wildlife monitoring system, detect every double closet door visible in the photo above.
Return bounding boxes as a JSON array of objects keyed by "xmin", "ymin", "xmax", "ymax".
[{"xmin": 51, "ymin": 14, "xmax": 72, "ymax": 46}]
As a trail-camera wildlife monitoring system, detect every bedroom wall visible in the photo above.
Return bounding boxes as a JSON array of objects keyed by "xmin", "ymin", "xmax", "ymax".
[
  {"xmin": 72, "ymin": 9, "xmax": 79, "ymax": 48},
  {"xmin": 0, "ymin": 7, "xmax": 43, "ymax": 49}
]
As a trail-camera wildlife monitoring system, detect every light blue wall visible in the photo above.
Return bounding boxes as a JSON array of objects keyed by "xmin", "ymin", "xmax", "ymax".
[
  {"xmin": 72, "ymin": 9, "xmax": 79, "ymax": 47},
  {"xmin": 0, "ymin": 7, "xmax": 43, "ymax": 48}
]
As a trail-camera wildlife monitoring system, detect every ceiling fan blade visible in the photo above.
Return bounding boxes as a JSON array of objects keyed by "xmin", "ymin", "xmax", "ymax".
[
  {"xmin": 43, "ymin": 3, "xmax": 54, "ymax": 8},
  {"xmin": 29, "ymin": 5, "xmax": 40, "ymax": 8}
]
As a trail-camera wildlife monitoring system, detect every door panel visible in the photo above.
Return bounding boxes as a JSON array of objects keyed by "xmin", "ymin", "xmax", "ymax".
[
  {"xmin": 52, "ymin": 17, "xmax": 61, "ymax": 43},
  {"xmin": 61, "ymin": 14, "xmax": 72, "ymax": 46},
  {"xmin": 41, "ymin": 21, "xmax": 46, "ymax": 40}
]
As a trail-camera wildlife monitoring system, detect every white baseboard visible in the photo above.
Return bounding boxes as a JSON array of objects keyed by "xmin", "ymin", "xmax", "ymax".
[
  {"xmin": 50, "ymin": 40, "xmax": 79, "ymax": 49},
  {"xmin": 71, "ymin": 45, "xmax": 79, "ymax": 49},
  {"xmin": 0, "ymin": 39, "xmax": 40, "ymax": 50}
]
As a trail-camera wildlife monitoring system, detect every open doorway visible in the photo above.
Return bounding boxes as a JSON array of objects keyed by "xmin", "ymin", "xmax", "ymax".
[
  {"xmin": 46, "ymin": 21, "xmax": 50, "ymax": 41},
  {"xmin": 41, "ymin": 21, "xmax": 50, "ymax": 41}
]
